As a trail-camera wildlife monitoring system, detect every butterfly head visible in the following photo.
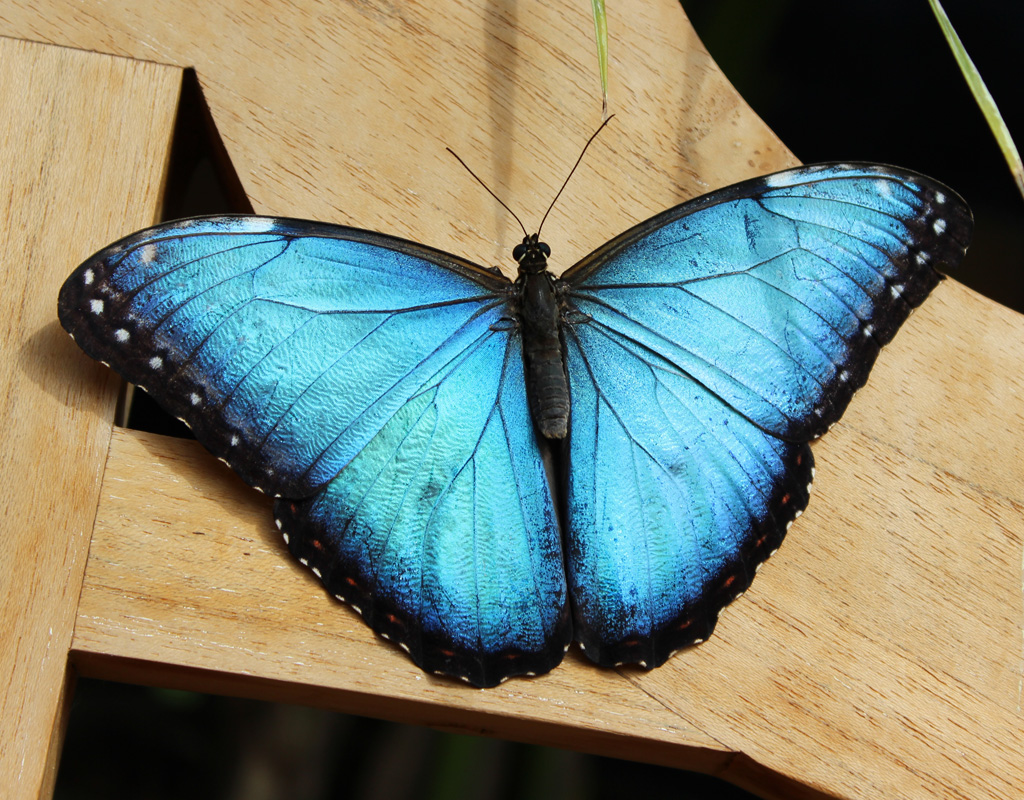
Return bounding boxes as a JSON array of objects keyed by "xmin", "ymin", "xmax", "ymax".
[{"xmin": 513, "ymin": 233, "xmax": 551, "ymax": 275}]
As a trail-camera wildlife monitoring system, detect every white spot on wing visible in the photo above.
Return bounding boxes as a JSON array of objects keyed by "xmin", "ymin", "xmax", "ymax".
[
  {"xmin": 933, "ymin": 218, "xmax": 947, "ymax": 234},
  {"xmin": 189, "ymin": 393, "xmax": 201, "ymax": 405},
  {"xmin": 90, "ymin": 299, "xmax": 104, "ymax": 314},
  {"xmin": 240, "ymin": 217, "xmax": 277, "ymax": 233},
  {"xmin": 114, "ymin": 328, "xmax": 129, "ymax": 342},
  {"xmin": 149, "ymin": 356, "xmax": 163, "ymax": 369},
  {"xmin": 230, "ymin": 434, "xmax": 240, "ymax": 446},
  {"xmin": 299, "ymin": 557, "xmax": 309, "ymax": 566},
  {"xmin": 936, "ymin": 191, "xmax": 947, "ymax": 204},
  {"xmin": 312, "ymin": 567, "xmax": 322, "ymax": 578},
  {"xmin": 83, "ymin": 269, "xmax": 94, "ymax": 285},
  {"xmin": 282, "ymin": 532, "xmax": 290, "ymax": 545},
  {"xmin": 139, "ymin": 243, "xmax": 158, "ymax": 264}
]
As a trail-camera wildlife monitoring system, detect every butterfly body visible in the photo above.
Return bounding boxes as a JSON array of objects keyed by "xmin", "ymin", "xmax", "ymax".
[
  {"xmin": 514, "ymin": 233, "xmax": 572, "ymax": 439},
  {"xmin": 59, "ymin": 163, "xmax": 971, "ymax": 687}
]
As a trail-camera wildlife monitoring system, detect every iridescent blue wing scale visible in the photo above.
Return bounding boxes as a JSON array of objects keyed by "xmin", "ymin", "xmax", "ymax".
[
  {"xmin": 58, "ymin": 217, "xmax": 571, "ymax": 687},
  {"xmin": 560, "ymin": 163, "xmax": 971, "ymax": 668}
]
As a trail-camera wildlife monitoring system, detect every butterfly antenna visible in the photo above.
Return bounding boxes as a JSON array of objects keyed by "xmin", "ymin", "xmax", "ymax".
[
  {"xmin": 446, "ymin": 147, "xmax": 529, "ymax": 237},
  {"xmin": 537, "ymin": 115, "xmax": 615, "ymax": 237}
]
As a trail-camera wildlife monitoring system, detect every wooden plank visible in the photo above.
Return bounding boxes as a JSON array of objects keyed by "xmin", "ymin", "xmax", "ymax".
[
  {"xmin": 71, "ymin": 278, "xmax": 1024, "ymax": 800},
  {"xmin": 0, "ymin": 37, "xmax": 181, "ymax": 800},
  {"xmin": 0, "ymin": 0, "xmax": 791, "ymax": 260},
  {"xmin": 2, "ymin": 0, "xmax": 1022, "ymax": 797}
]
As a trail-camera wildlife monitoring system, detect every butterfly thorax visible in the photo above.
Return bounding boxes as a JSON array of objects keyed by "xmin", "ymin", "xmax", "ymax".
[{"xmin": 514, "ymin": 234, "xmax": 570, "ymax": 439}]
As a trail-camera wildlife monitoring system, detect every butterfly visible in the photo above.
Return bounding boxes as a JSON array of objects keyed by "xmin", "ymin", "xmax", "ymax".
[{"xmin": 58, "ymin": 160, "xmax": 971, "ymax": 687}]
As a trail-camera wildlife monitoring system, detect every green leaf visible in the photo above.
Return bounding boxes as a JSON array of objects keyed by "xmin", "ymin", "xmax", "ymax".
[
  {"xmin": 928, "ymin": 0, "xmax": 1024, "ymax": 200},
  {"xmin": 590, "ymin": 0, "xmax": 609, "ymax": 118}
]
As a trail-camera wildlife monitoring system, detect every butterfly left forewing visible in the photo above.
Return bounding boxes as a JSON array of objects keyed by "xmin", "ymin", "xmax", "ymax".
[{"xmin": 58, "ymin": 216, "xmax": 513, "ymax": 496}]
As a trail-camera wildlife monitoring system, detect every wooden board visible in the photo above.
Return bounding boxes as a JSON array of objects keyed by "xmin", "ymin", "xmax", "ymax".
[
  {"xmin": 70, "ymin": 282, "xmax": 1024, "ymax": 800},
  {"xmin": 0, "ymin": 36, "xmax": 181, "ymax": 800},
  {"xmin": 1, "ymin": 0, "xmax": 1023, "ymax": 797}
]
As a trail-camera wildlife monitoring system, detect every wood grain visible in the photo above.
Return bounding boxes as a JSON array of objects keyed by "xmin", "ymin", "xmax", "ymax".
[
  {"xmin": 1, "ymin": 0, "xmax": 1022, "ymax": 797},
  {"xmin": 0, "ymin": 37, "xmax": 181, "ymax": 799},
  {"xmin": 70, "ymin": 280, "xmax": 1024, "ymax": 800},
  {"xmin": 0, "ymin": 0, "xmax": 790, "ymax": 271}
]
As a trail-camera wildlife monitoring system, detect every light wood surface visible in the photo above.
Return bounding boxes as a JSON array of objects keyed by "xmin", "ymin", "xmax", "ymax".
[
  {"xmin": 2, "ymin": 1, "xmax": 1023, "ymax": 798},
  {"xmin": 0, "ymin": 37, "xmax": 181, "ymax": 799}
]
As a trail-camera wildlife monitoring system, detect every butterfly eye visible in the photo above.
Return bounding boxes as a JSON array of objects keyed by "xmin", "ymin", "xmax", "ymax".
[
  {"xmin": 512, "ymin": 243, "xmax": 526, "ymax": 261},
  {"xmin": 539, "ymin": 242, "xmax": 551, "ymax": 258}
]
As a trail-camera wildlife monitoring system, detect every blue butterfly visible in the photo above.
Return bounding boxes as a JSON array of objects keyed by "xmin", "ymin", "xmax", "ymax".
[{"xmin": 58, "ymin": 162, "xmax": 971, "ymax": 687}]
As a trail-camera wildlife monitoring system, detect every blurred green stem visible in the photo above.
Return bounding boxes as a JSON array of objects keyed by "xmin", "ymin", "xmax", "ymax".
[
  {"xmin": 928, "ymin": 0, "xmax": 1024, "ymax": 200},
  {"xmin": 591, "ymin": 0, "xmax": 609, "ymax": 117}
]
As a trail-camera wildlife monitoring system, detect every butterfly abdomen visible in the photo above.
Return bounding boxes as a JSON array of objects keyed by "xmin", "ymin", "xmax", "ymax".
[{"xmin": 517, "ymin": 265, "xmax": 569, "ymax": 439}]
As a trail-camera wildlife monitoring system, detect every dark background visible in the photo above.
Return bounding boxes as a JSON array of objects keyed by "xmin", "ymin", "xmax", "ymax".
[
  {"xmin": 55, "ymin": 2, "xmax": 1021, "ymax": 799},
  {"xmin": 682, "ymin": 0, "xmax": 1023, "ymax": 312}
]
